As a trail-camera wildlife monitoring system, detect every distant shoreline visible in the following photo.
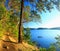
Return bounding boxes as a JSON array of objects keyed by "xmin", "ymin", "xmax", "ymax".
[{"xmin": 24, "ymin": 27, "xmax": 60, "ymax": 30}]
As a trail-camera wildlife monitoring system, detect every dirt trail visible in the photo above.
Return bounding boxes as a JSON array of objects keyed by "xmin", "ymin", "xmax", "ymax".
[
  {"xmin": 0, "ymin": 40, "xmax": 17, "ymax": 51},
  {"xmin": 0, "ymin": 34, "xmax": 38, "ymax": 51},
  {"xmin": 0, "ymin": 34, "xmax": 18, "ymax": 51}
]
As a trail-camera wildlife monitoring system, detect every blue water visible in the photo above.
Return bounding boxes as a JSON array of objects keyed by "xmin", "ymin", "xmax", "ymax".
[{"xmin": 30, "ymin": 29, "xmax": 60, "ymax": 48}]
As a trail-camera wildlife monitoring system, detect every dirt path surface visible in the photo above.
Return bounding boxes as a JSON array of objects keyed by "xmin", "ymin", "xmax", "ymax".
[
  {"xmin": 0, "ymin": 40, "xmax": 17, "ymax": 51},
  {"xmin": 0, "ymin": 40, "xmax": 38, "ymax": 51},
  {"xmin": 0, "ymin": 34, "xmax": 38, "ymax": 51}
]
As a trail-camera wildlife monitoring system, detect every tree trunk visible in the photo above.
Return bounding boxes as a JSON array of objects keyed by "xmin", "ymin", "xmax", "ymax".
[{"xmin": 18, "ymin": 0, "xmax": 24, "ymax": 43}]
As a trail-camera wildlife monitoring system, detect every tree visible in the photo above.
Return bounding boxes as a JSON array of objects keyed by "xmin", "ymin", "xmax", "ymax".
[
  {"xmin": 53, "ymin": 35, "xmax": 60, "ymax": 51},
  {"xmin": 0, "ymin": 0, "xmax": 19, "ymax": 40},
  {"xmin": 0, "ymin": 0, "xmax": 60, "ymax": 43},
  {"xmin": 17, "ymin": 0, "xmax": 60, "ymax": 43}
]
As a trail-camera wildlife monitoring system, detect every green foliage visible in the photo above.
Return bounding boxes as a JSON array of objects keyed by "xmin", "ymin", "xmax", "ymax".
[
  {"xmin": 0, "ymin": 4, "xmax": 18, "ymax": 39},
  {"xmin": 23, "ymin": 28, "xmax": 37, "ymax": 45},
  {"xmin": 38, "ymin": 45, "xmax": 56, "ymax": 51},
  {"xmin": 0, "ymin": 5, "xmax": 6, "ymax": 19},
  {"xmin": 39, "ymin": 47, "xmax": 47, "ymax": 51},
  {"xmin": 55, "ymin": 35, "xmax": 60, "ymax": 48},
  {"xmin": 47, "ymin": 45, "xmax": 56, "ymax": 51},
  {"xmin": 23, "ymin": 11, "xmax": 30, "ymax": 22},
  {"xmin": 23, "ymin": 28, "xmax": 31, "ymax": 41},
  {"xmin": 0, "ymin": 0, "xmax": 6, "ymax": 3}
]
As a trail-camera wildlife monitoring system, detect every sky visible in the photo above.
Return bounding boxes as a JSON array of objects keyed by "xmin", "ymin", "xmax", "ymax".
[{"xmin": 24, "ymin": 7, "xmax": 60, "ymax": 28}]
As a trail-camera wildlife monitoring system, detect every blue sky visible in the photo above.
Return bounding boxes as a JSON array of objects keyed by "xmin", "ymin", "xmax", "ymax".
[{"xmin": 24, "ymin": 7, "xmax": 60, "ymax": 28}]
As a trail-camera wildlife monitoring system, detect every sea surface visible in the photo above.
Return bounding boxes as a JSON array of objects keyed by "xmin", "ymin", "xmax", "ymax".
[{"xmin": 30, "ymin": 29, "xmax": 60, "ymax": 48}]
